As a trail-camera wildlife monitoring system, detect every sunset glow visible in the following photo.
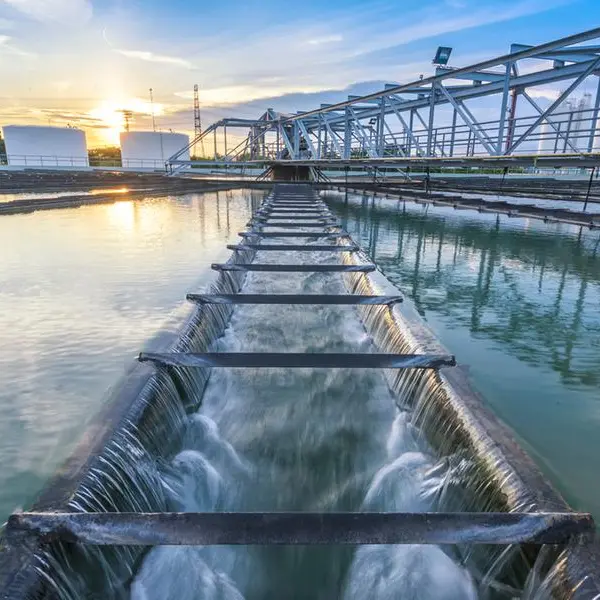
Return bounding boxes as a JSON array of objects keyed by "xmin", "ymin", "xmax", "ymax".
[
  {"xmin": 0, "ymin": 0, "xmax": 598, "ymax": 148},
  {"xmin": 89, "ymin": 98, "xmax": 165, "ymax": 145}
]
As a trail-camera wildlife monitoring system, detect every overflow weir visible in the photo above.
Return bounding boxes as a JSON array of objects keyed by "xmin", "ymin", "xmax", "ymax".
[{"xmin": 1, "ymin": 183, "xmax": 599, "ymax": 599}]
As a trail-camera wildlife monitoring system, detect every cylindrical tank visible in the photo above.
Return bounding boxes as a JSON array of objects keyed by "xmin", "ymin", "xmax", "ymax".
[
  {"xmin": 119, "ymin": 132, "xmax": 190, "ymax": 169},
  {"xmin": 2, "ymin": 125, "xmax": 89, "ymax": 167}
]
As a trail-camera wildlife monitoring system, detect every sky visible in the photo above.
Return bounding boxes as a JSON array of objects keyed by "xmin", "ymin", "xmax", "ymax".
[{"xmin": 1, "ymin": 0, "xmax": 600, "ymax": 147}]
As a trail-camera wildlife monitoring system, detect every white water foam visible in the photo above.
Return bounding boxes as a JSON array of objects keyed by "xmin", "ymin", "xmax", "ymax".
[{"xmin": 130, "ymin": 233, "xmax": 477, "ymax": 599}]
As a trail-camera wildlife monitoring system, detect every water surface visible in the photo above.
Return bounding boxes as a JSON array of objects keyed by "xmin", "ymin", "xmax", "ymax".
[
  {"xmin": 0, "ymin": 189, "xmax": 264, "ymax": 522},
  {"xmin": 327, "ymin": 190, "xmax": 600, "ymax": 520}
]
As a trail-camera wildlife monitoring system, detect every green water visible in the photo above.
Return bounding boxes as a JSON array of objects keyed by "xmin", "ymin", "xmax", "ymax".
[
  {"xmin": 327, "ymin": 190, "xmax": 600, "ymax": 521},
  {"xmin": 0, "ymin": 189, "xmax": 265, "ymax": 524}
]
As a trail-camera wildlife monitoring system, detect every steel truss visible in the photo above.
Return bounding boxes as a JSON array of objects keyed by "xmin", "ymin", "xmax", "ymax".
[{"xmin": 168, "ymin": 27, "xmax": 600, "ymax": 173}]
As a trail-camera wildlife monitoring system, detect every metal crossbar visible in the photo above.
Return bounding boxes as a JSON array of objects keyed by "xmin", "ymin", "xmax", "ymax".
[
  {"xmin": 227, "ymin": 244, "xmax": 359, "ymax": 252},
  {"xmin": 249, "ymin": 223, "xmax": 339, "ymax": 228},
  {"xmin": 138, "ymin": 352, "xmax": 455, "ymax": 369},
  {"xmin": 265, "ymin": 204, "xmax": 325, "ymax": 208},
  {"xmin": 212, "ymin": 263, "xmax": 376, "ymax": 272},
  {"xmin": 260, "ymin": 208, "xmax": 327, "ymax": 212},
  {"xmin": 239, "ymin": 232, "xmax": 349, "ymax": 238},
  {"xmin": 253, "ymin": 216, "xmax": 334, "ymax": 222},
  {"xmin": 186, "ymin": 294, "xmax": 403, "ymax": 305},
  {"xmin": 7, "ymin": 511, "xmax": 593, "ymax": 546},
  {"xmin": 257, "ymin": 213, "xmax": 330, "ymax": 218}
]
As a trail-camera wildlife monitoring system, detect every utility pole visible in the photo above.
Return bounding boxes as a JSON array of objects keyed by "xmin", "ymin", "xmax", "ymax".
[
  {"xmin": 193, "ymin": 84, "xmax": 205, "ymax": 157},
  {"xmin": 149, "ymin": 88, "xmax": 157, "ymax": 132}
]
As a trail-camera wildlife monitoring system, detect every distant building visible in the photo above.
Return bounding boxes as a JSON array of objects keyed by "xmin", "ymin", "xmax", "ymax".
[
  {"xmin": 2, "ymin": 125, "xmax": 89, "ymax": 167},
  {"xmin": 120, "ymin": 132, "xmax": 189, "ymax": 169},
  {"xmin": 537, "ymin": 93, "xmax": 593, "ymax": 154}
]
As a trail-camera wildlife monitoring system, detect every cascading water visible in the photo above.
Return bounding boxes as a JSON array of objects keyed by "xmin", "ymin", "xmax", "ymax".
[
  {"xmin": 16, "ymin": 186, "xmax": 595, "ymax": 600},
  {"xmin": 129, "ymin": 237, "xmax": 477, "ymax": 600}
]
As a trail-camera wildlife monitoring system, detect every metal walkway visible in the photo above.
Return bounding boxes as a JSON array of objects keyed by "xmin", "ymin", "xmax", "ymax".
[
  {"xmin": 6, "ymin": 185, "xmax": 592, "ymax": 549},
  {"xmin": 166, "ymin": 28, "xmax": 600, "ymax": 177}
]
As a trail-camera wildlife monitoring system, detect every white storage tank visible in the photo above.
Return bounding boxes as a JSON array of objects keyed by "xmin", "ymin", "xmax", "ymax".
[
  {"xmin": 2, "ymin": 125, "xmax": 89, "ymax": 167},
  {"xmin": 120, "ymin": 132, "xmax": 190, "ymax": 169}
]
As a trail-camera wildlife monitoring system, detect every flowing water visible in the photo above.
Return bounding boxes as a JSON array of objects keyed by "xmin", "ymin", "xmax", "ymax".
[
  {"xmin": 0, "ymin": 189, "xmax": 264, "ymax": 524},
  {"xmin": 128, "ymin": 228, "xmax": 478, "ymax": 600},
  {"xmin": 327, "ymin": 189, "xmax": 600, "ymax": 522},
  {"xmin": 2, "ymin": 185, "xmax": 593, "ymax": 599}
]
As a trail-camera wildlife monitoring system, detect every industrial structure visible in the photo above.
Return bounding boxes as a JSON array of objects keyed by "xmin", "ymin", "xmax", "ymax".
[
  {"xmin": 2, "ymin": 125, "xmax": 89, "ymax": 168},
  {"xmin": 120, "ymin": 131, "xmax": 190, "ymax": 169},
  {"xmin": 167, "ymin": 27, "xmax": 600, "ymax": 175}
]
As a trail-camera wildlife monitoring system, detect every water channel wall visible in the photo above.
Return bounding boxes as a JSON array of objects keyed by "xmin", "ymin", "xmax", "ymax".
[
  {"xmin": 0, "ymin": 184, "xmax": 598, "ymax": 598},
  {"xmin": 341, "ymin": 241, "xmax": 600, "ymax": 598}
]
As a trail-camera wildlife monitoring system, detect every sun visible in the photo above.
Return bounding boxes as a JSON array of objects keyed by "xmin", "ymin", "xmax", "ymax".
[{"xmin": 89, "ymin": 98, "xmax": 165, "ymax": 146}]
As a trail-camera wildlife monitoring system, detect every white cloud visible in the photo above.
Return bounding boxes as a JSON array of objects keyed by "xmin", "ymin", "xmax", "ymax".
[
  {"xmin": 0, "ymin": 33, "xmax": 35, "ymax": 57},
  {"xmin": 0, "ymin": 17, "xmax": 14, "ymax": 28},
  {"xmin": 307, "ymin": 34, "xmax": 343, "ymax": 46},
  {"xmin": 0, "ymin": 0, "xmax": 92, "ymax": 23},
  {"xmin": 175, "ymin": 83, "xmax": 329, "ymax": 106},
  {"xmin": 526, "ymin": 87, "xmax": 561, "ymax": 101},
  {"xmin": 115, "ymin": 48, "xmax": 194, "ymax": 69},
  {"xmin": 344, "ymin": 0, "xmax": 570, "ymax": 59}
]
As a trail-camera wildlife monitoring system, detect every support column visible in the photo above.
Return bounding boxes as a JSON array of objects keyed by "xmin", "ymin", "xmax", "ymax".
[
  {"xmin": 587, "ymin": 75, "xmax": 600, "ymax": 152},
  {"xmin": 496, "ymin": 62, "xmax": 511, "ymax": 155},
  {"xmin": 427, "ymin": 84, "xmax": 436, "ymax": 157},
  {"xmin": 344, "ymin": 107, "xmax": 351, "ymax": 160},
  {"xmin": 450, "ymin": 108, "xmax": 457, "ymax": 157}
]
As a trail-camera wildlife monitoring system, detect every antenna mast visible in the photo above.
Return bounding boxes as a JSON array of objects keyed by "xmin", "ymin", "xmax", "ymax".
[
  {"xmin": 149, "ymin": 88, "xmax": 157, "ymax": 132},
  {"xmin": 120, "ymin": 110, "xmax": 134, "ymax": 133},
  {"xmin": 193, "ymin": 84, "xmax": 205, "ymax": 157}
]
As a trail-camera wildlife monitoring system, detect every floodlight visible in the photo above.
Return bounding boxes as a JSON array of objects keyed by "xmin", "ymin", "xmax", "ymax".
[{"xmin": 433, "ymin": 46, "xmax": 453, "ymax": 66}]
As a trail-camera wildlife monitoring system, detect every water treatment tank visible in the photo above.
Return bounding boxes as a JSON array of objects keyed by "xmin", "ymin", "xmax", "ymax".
[
  {"xmin": 2, "ymin": 125, "xmax": 89, "ymax": 167},
  {"xmin": 120, "ymin": 132, "xmax": 190, "ymax": 169}
]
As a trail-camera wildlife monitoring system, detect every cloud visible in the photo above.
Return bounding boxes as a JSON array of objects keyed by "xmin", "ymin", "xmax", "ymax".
[
  {"xmin": 0, "ymin": 17, "xmax": 14, "ymax": 28},
  {"xmin": 0, "ymin": 33, "xmax": 35, "ymax": 57},
  {"xmin": 343, "ymin": 0, "xmax": 571, "ymax": 59},
  {"xmin": 175, "ymin": 83, "xmax": 332, "ymax": 107},
  {"xmin": 0, "ymin": 0, "xmax": 92, "ymax": 23},
  {"xmin": 115, "ymin": 48, "xmax": 194, "ymax": 69},
  {"xmin": 307, "ymin": 34, "xmax": 343, "ymax": 46},
  {"xmin": 526, "ymin": 87, "xmax": 561, "ymax": 101}
]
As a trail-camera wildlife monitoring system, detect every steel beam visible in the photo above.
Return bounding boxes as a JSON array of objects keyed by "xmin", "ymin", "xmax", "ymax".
[
  {"xmin": 7, "ymin": 511, "xmax": 593, "ymax": 546},
  {"xmin": 186, "ymin": 294, "xmax": 403, "ymax": 305},
  {"xmin": 211, "ymin": 263, "xmax": 375, "ymax": 272},
  {"xmin": 227, "ymin": 244, "xmax": 359, "ymax": 252},
  {"xmin": 139, "ymin": 352, "xmax": 455, "ymax": 369}
]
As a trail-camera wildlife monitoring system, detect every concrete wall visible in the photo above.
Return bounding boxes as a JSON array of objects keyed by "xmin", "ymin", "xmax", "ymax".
[
  {"xmin": 2, "ymin": 126, "xmax": 89, "ymax": 167},
  {"xmin": 120, "ymin": 132, "xmax": 189, "ymax": 169}
]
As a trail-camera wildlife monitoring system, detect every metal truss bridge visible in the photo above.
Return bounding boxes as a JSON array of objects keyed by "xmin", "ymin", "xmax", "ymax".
[{"xmin": 167, "ymin": 27, "xmax": 600, "ymax": 177}]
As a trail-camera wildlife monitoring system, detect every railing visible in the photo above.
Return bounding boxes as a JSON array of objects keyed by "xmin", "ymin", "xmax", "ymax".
[
  {"xmin": 0, "ymin": 155, "xmax": 177, "ymax": 170},
  {"xmin": 305, "ymin": 107, "xmax": 600, "ymax": 160},
  {"xmin": 3, "ymin": 154, "xmax": 90, "ymax": 168}
]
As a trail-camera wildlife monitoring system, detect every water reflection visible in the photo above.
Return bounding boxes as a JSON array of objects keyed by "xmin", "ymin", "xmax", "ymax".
[
  {"xmin": 0, "ymin": 189, "xmax": 265, "ymax": 523},
  {"xmin": 328, "ymin": 191, "xmax": 600, "ymax": 519}
]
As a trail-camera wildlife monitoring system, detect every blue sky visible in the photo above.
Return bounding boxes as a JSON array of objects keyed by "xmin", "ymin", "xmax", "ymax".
[{"xmin": 0, "ymin": 0, "xmax": 599, "ymax": 146}]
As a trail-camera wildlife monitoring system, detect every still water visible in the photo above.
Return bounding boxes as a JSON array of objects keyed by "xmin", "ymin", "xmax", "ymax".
[
  {"xmin": 0, "ymin": 189, "xmax": 264, "ymax": 523},
  {"xmin": 326, "ymin": 190, "xmax": 600, "ymax": 521}
]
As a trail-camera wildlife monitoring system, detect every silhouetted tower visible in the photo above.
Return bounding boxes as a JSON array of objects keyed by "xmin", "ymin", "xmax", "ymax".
[
  {"xmin": 149, "ymin": 88, "xmax": 157, "ymax": 132},
  {"xmin": 193, "ymin": 84, "xmax": 205, "ymax": 157},
  {"xmin": 120, "ymin": 110, "xmax": 134, "ymax": 132}
]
